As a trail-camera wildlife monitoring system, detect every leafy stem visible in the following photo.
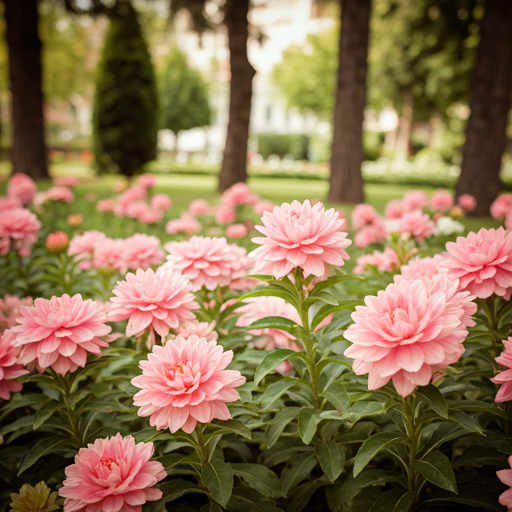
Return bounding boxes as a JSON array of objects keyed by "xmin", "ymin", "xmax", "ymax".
[{"xmin": 404, "ymin": 393, "xmax": 419, "ymax": 497}]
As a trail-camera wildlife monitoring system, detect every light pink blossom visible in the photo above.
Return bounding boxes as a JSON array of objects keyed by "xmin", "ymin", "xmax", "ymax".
[
  {"xmin": 120, "ymin": 234, "xmax": 164, "ymax": 272},
  {"xmin": 10, "ymin": 294, "xmax": 112, "ymax": 375},
  {"xmin": 351, "ymin": 204, "xmax": 379, "ymax": 230},
  {"xmin": 403, "ymin": 190, "xmax": 428, "ymax": 212},
  {"xmin": 93, "ymin": 238, "xmax": 126, "ymax": 272},
  {"xmin": 189, "ymin": 199, "xmax": 211, "ymax": 216},
  {"xmin": 164, "ymin": 236, "xmax": 249, "ymax": 290},
  {"xmin": 457, "ymin": 194, "xmax": 476, "ymax": 212},
  {"xmin": 492, "ymin": 337, "xmax": 512, "ymax": 403},
  {"xmin": 354, "ymin": 219, "xmax": 387, "ymax": 249},
  {"xmin": 59, "ymin": 433, "xmax": 166, "ymax": 512},
  {"xmin": 398, "ymin": 210, "xmax": 435, "ymax": 242},
  {"xmin": 441, "ymin": 227, "xmax": 512, "ymax": 299},
  {"xmin": 96, "ymin": 199, "xmax": 116, "ymax": 213},
  {"xmin": 215, "ymin": 207, "xmax": 237, "ymax": 225},
  {"xmin": 169, "ymin": 321, "xmax": 218, "ymax": 342},
  {"xmin": 254, "ymin": 200, "xmax": 275, "ymax": 216},
  {"xmin": 226, "ymin": 224, "xmax": 248, "ymax": 238},
  {"xmin": 137, "ymin": 174, "xmax": 157, "ymax": 189},
  {"xmin": 0, "ymin": 207, "xmax": 42, "ymax": 256},
  {"xmin": 431, "ymin": 190, "xmax": 454, "ymax": 212},
  {"xmin": 398, "ymin": 254, "xmax": 447, "ymax": 281},
  {"xmin": 354, "ymin": 248, "xmax": 399, "ymax": 275},
  {"xmin": 0, "ymin": 330, "xmax": 28, "ymax": 400},
  {"xmin": 151, "ymin": 193, "xmax": 172, "ymax": 211},
  {"xmin": 385, "ymin": 199, "xmax": 406, "ymax": 219},
  {"xmin": 491, "ymin": 194, "xmax": 512, "ymax": 220},
  {"xmin": 221, "ymin": 183, "xmax": 259, "ymax": 209},
  {"xmin": 69, "ymin": 231, "xmax": 108, "ymax": 271},
  {"xmin": 131, "ymin": 334, "xmax": 246, "ymax": 433},
  {"xmin": 53, "ymin": 177, "xmax": 80, "ymax": 187},
  {"xmin": 0, "ymin": 196, "xmax": 22, "ymax": 211},
  {"xmin": 344, "ymin": 275, "xmax": 476, "ymax": 397},
  {"xmin": 165, "ymin": 213, "xmax": 201, "ymax": 236},
  {"xmin": 497, "ymin": 457, "xmax": 512, "ymax": 511},
  {"xmin": 44, "ymin": 186, "xmax": 75, "ymax": 204},
  {"xmin": 250, "ymin": 200, "xmax": 351, "ymax": 278},
  {"xmin": 0, "ymin": 295, "xmax": 33, "ymax": 334},
  {"xmin": 108, "ymin": 268, "xmax": 199, "ymax": 342},
  {"xmin": 137, "ymin": 208, "xmax": 164, "ymax": 225},
  {"xmin": 7, "ymin": 173, "xmax": 37, "ymax": 205}
]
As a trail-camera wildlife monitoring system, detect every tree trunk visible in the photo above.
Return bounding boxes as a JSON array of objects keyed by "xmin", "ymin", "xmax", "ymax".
[
  {"xmin": 217, "ymin": 0, "xmax": 255, "ymax": 192},
  {"xmin": 328, "ymin": 0, "xmax": 371, "ymax": 204},
  {"xmin": 395, "ymin": 89, "xmax": 413, "ymax": 161},
  {"xmin": 456, "ymin": 0, "xmax": 512, "ymax": 217},
  {"xmin": 3, "ymin": 0, "xmax": 48, "ymax": 180}
]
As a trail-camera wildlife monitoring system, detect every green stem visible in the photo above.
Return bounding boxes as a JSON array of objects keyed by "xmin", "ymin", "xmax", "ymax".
[
  {"xmin": 405, "ymin": 394, "xmax": 419, "ymax": 496},
  {"xmin": 53, "ymin": 371, "xmax": 83, "ymax": 447},
  {"xmin": 194, "ymin": 425, "xmax": 208, "ymax": 464}
]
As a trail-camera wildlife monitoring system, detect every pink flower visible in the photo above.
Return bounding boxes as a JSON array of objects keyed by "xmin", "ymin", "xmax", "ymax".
[
  {"xmin": 403, "ymin": 190, "xmax": 428, "ymax": 212},
  {"xmin": 108, "ymin": 268, "xmax": 199, "ymax": 342},
  {"xmin": 86, "ymin": 193, "xmax": 97, "ymax": 202},
  {"xmin": 491, "ymin": 194, "xmax": 512, "ymax": 220},
  {"xmin": 120, "ymin": 234, "xmax": 164, "ymax": 272},
  {"xmin": 116, "ymin": 188, "xmax": 147, "ymax": 216},
  {"xmin": 164, "ymin": 236, "xmax": 249, "ymax": 290},
  {"xmin": 457, "ymin": 194, "xmax": 476, "ymax": 212},
  {"xmin": 506, "ymin": 212, "xmax": 512, "ymax": 231},
  {"xmin": 354, "ymin": 219, "xmax": 387, "ymax": 249},
  {"xmin": 170, "ymin": 321, "xmax": 218, "ymax": 342},
  {"xmin": 226, "ymin": 224, "xmax": 248, "ymax": 238},
  {"xmin": 0, "ymin": 196, "xmax": 22, "ymax": 211},
  {"xmin": 344, "ymin": 274, "xmax": 476, "ymax": 397},
  {"xmin": 53, "ymin": 177, "xmax": 80, "ymax": 187},
  {"xmin": 431, "ymin": 190, "xmax": 454, "ymax": 212},
  {"xmin": 441, "ymin": 227, "xmax": 512, "ymax": 299},
  {"xmin": 215, "ymin": 207, "xmax": 237, "ymax": 225},
  {"xmin": 7, "ymin": 173, "xmax": 37, "ymax": 205},
  {"xmin": 189, "ymin": 199, "xmax": 211, "ymax": 216},
  {"xmin": 96, "ymin": 198, "xmax": 116, "ymax": 213},
  {"xmin": 10, "ymin": 294, "xmax": 112, "ymax": 375},
  {"xmin": 492, "ymin": 337, "xmax": 512, "ymax": 403},
  {"xmin": 0, "ymin": 330, "xmax": 28, "ymax": 400},
  {"xmin": 354, "ymin": 248, "xmax": 399, "ymax": 275},
  {"xmin": 113, "ymin": 182, "xmax": 128, "ymax": 194},
  {"xmin": 131, "ymin": 334, "xmax": 246, "ymax": 433},
  {"xmin": 221, "ymin": 183, "xmax": 259, "ymax": 209},
  {"xmin": 45, "ymin": 186, "xmax": 75, "ymax": 203},
  {"xmin": 46, "ymin": 232, "xmax": 70, "ymax": 253},
  {"xmin": 165, "ymin": 213, "xmax": 201, "ymax": 236},
  {"xmin": 93, "ymin": 238, "xmax": 126, "ymax": 272},
  {"xmin": 69, "ymin": 231, "xmax": 108, "ymax": 271},
  {"xmin": 398, "ymin": 254, "xmax": 446, "ymax": 281},
  {"xmin": 151, "ymin": 193, "xmax": 172, "ymax": 211},
  {"xmin": 351, "ymin": 204, "xmax": 379, "ymax": 230},
  {"xmin": 497, "ymin": 457, "xmax": 512, "ymax": 511},
  {"xmin": 254, "ymin": 200, "xmax": 275, "ymax": 216},
  {"xmin": 138, "ymin": 209, "xmax": 164, "ymax": 225},
  {"xmin": 125, "ymin": 201, "xmax": 148, "ymax": 219},
  {"xmin": 0, "ymin": 208, "xmax": 42, "ymax": 257},
  {"xmin": 250, "ymin": 200, "xmax": 351, "ymax": 278},
  {"xmin": 385, "ymin": 199, "xmax": 406, "ymax": 219},
  {"xmin": 398, "ymin": 210, "xmax": 435, "ymax": 242},
  {"xmin": 137, "ymin": 174, "xmax": 157, "ymax": 189},
  {"xmin": 59, "ymin": 433, "xmax": 166, "ymax": 512},
  {"xmin": 0, "ymin": 295, "xmax": 33, "ymax": 334}
]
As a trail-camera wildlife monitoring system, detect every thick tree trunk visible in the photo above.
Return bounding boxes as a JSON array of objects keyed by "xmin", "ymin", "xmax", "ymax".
[
  {"xmin": 456, "ymin": 0, "xmax": 512, "ymax": 217},
  {"xmin": 328, "ymin": 0, "xmax": 371, "ymax": 204},
  {"xmin": 217, "ymin": 0, "xmax": 255, "ymax": 193},
  {"xmin": 3, "ymin": 0, "xmax": 48, "ymax": 180}
]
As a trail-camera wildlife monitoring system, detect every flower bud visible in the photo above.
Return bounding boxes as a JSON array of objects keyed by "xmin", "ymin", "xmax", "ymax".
[
  {"xmin": 67, "ymin": 214, "xmax": 84, "ymax": 226},
  {"xmin": 46, "ymin": 232, "xmax": 69, "ymax": 253}
]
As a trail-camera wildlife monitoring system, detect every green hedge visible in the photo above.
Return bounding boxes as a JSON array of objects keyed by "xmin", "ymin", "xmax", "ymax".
[{"xmin": 257, "ymin": 133, "xmax": 310, "ymax": 160}]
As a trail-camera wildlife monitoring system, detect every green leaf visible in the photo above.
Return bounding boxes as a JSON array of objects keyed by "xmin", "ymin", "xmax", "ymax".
[
  {"xmin": 287, "ymin": 479, "xmax": 321, "ymax": 512},
  {"xmin": 33, "ymin": 401, "xmax": 63, "ymax": 430},
  {"xmin": 260, "ymin": 378, "xmax": 297, "ymax": 410},
  {"xmin": 254, "ymin": 349, "xmax": 296, "ymax": 385},
  {"xmin": 417, "ymin": 384, "xmax": 448, "ymax": 419},
  {"xmin": 414, "ymin": 450, "xmax": 457, "ymax": 493},
  {"xmin": 146, "ymin": 480, "xmax": 205, "ymax": 511},
  {"xmin": 311, "ymin": 300, "xmax": 363, "ymax": 330},
  {"xmin": 309, "ymin": 275, "xmax": 362, "ymax": 296},
  {"xmin": 210, "ymin": 419, "xmax": 252, "ymax": 440},
  {"xmin": 298, "ymin": 407, "xmax": 321, "ymax": 445},
  {"xmin": 18, "ymin": 436, "xmax": 71, "ymax": 475},
  {"xmin": 316, "ymin": 440, "xmax": 345, "ymax": 482},
  {"xmin": 448, "ymin": 409, "xmax": 484, "ymax": 434},
  {"xmin": 280, "ymin": 451, "xmax": 317, "ymax": 494},
  {"xmin": 370, "ymin": 489, "xmax": 415, "ymax": 512},
  {"xmin": 239, "ymin": 289, "xmax": 300, "ymax": 310},
  {"xmin": 248, "ymin": 317, "xmax": 300, "ymax": 336},
  {"xmin": 447, "ymin": 400, "xmax": 507, "ymax": 419},
  {"xmin": 202, "ymin": 459, "xmax": 234, "ymax": 507},
  {"xmin": 226, "ymin": 485, "xmax": 284, "ymax": 512},
  {"xmin": 320, "ymin": 380, "xmax": 350, "ymax": 412},
  {"xmin": 231, "ymin": 463, "xmax": 281, "ymax": 498},
  {"xmin": 353, "ymin": 432, "xmax": 408, "ymax": 476},
  {"xmin": 266, "ymin": 407, "xmax": 301, "ymax": 448}
]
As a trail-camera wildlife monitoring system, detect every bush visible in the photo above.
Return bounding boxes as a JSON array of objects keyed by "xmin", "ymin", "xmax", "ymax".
[
  {"xmin": 92, "ymin": 2, "xmax": 158, "ymax": 177},
  {"xmin": 257, "ymin": 133, "xmax": 310, "ymax": 160}
]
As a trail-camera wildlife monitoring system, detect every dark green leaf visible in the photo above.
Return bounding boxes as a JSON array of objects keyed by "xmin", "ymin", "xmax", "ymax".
[
  {"xmin": 448, "ymin": 409, "xmax": 483, "ymax": 434},
  {"xmin": 370, "ymin": 489, "xmax": 415, "ymax": 512},
  {"xmin": 414, "ymin": 450, "xmax": 457, "ymax": 493},
  {"xmin": 202, "ymin": 459, "xmax": 234, "ymax": 507},
  {"xmin": 226, "ymin": 485, "xmax": 284, "ymax": 512},
  {"xmin": 266, "ymin": 407, "xmax": 301, "ymax": 448},
  {"xmin": 298, "ymin": 407, "xmax": 321, "ymax": 445},
  {"xmin": 260, "ymin": 378, "xmax": 297, "ymax": 410},
  {"xmin": 320, "ymin": 380, "xmax": 350, "ymax": 412},
  {"xmin": 280, "ymin": 451, "xmax": 317, "ymax": 494},
  {"xmin": 316, "ymin": 440, "xmax": 345, "ymax": 482},
  {"xmin": 231, "ymin": 463, "xmax": 281, "ymax": 498},
  {"xmin": 33, "ymin": 401, "xmax": 63, "ymax": 430},
  {"xmin": 254, "ymin": 349, "xmax": 296, "ymax": 385},
  {"xmin": 417, "ymin": 384, "xmax": 448, "ymax": 419},
  {"xmin": 248, "ymin": 317, "xmax": 300, "ymax": 336},
  {"xmin": 354, "ymin": 432, "xmax": 408, "ymax": 476},
  {"xmin": 210, "ymin": 419, "xmax": 252, "ymax": 440},
  {"xmin": 18, "ymin": 436, "xmax": 71, "ymax": 475}
]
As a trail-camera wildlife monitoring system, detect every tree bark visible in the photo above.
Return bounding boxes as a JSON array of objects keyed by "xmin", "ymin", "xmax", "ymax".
[
  {"xmin": 217, "ymin": 0, "xmax": 255, "ymax": 192},
  {"xmin": 3, "ymin": 0, "xmax": 48, "ymax": 179},
  {"xmin": 456, "ymin": 0, "xmax": 512, "ymax": 217},
  {"xmin": 328, "ymin": 0, "xmax": 371, "ymax": 204}
]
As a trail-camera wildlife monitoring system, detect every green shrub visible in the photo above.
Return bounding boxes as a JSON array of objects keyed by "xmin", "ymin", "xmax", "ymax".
[{"xmin": 257, "ymin": 133, "xmax": 310, "ymax": 160}]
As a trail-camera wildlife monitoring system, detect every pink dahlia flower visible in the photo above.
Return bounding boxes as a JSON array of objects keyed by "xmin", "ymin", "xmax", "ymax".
[
  {"xmin": 226, "ymin": 223, "xmax": 248, "ymax": 239},
  {"xmin": 137, "ymin": 174, "xmax": 157, "ymax": 189},
  {"xmin": 0, "ymin": 207, "xmax": 42, "ymax": 257},
  {"xmin": 398, "ymin": 210, "xmax": 435, "ymax": 242},
  {"xmin": 59, "ymin": 433, "xmax": 166, "ymax": 512},
  {"xmin": 46, "ymin": 232, "xmax": 70, "ymax": 253},
  {"xmin": 0, "ymin": 196, "xmax": 22, "ymax": 211},
  {"xmin": 108, "ymin": 267, "xmax": 199, "ymax": 342},
  {"xmin": 131, "ymin": 334, "xmax": 246, "ymax": 433},
  {"xmin": 354, "ymin": 219, "xmax": 387, "ymax": 249},
  {"xmin": 250, "ymin": 200, "xmax": 351, "ymax": 278},
  {"xmin": 431, "ymin": 190, "xmax": 454, "ymax": 212},
  {"xmin": 403, "ymin": 190, "xmax": 428, "ymax": 212},
  {"xmin": 254, "ymin": 200, "xmax": 275, "ymax": 216},
  {"xmin": 398, "ymin": 254, "xmax": 447, "ymax": 281},
  {"xmin": 189, "ymin": 199, "xmax": 211, "ymax": 216},
  {"xmin": 69, "ymin": 230, "xmax": 108, "ymax": 271},
  {"xmin": 0, "ymin": 295, "xmax": 33, "ymax": 334},
  {"xmin": 138, "ymin": 208, "xmax": 164, "ymax": 225},
  {"xmin": 164, "ymin": 236, "xmax": 249, "ymax": 290},
  {"xmin": 7, "ymin": 173, "xmax": 37, "ymax": 205},
  {"xmin": 491, "ymin": 194, "xmax": 512, "ymax": 220},
  {"xmin": 492, "ymin": 337, "xmax": 512, "ymax": 403},
  {"xmin": 96, "ymin": 198, "xmax": 116, "ymax": 213},
  {"xmin": 351, "ymin": 204, "xmax": 379, "ymax": 230},
  {"xmin": 151, "ymin": 193, "xmax": 172, "ymax": 211},
  {"xmin": 169, "ymin": 321, "xmax": 218, "ymax": 342},
  {"xmin": 385, "ymin": 199, "xmax": 406, "ymax": 219},
  {"xmin": 165, "ymin": 213, "xmax": 201, "ymax": 236},
  {"xmin": 344, "ymin": 274, "xmax": 476, "ymax": 397},
  {"xmin": 10, "ymin": 294, "xmax": 112, "ymax": 375},
  {"xmin": 221, "ymin": 183, "xmax": 259, "ymax": 209},
  {"xmin": 353, "ymin": 248, "xmax": 399, "ymax": 275},
  {"xmin": 120, "ymin": 234, "xmax": 164, "ymax": 272},
  {"xmin": 441, "ymin": 227, "xmax": 512, "ymax": 299},
  {"xmin": 215, "ymin": 207, "xmax": 237, "ymax": 225},
  {"xmin": 53, "ymin": 177, "xmax": 80, "ymax": 187},
  {"xmin": 0, "ymin": 330, "xmax": 29, "ymax": 400},
  {"xmin": 497, "ymin": 457, "xmax": 512, "ymax": 511},
  {"xmin": 93, "ymin": 238, "xmax": 126, "ymax": 272},
  {"xmin": 457, "ymin": 194, "xmax": 476, "ymax": 212},
  {"xmin": 45, "ymin": 186, "xmax": 74, "ymax": 204}
]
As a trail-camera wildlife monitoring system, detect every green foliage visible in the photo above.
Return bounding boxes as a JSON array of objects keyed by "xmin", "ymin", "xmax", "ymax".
[
  {"xmin": 257, "ymin": 133, "xmax": 310, "ymax": 160},
  {"xmin": 159, "ymin": 45, "xmax": 211, "ymax": 137},
  {"xmin": 92, "ymin": 2, "xmax": 158, "ymax": 176}
]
